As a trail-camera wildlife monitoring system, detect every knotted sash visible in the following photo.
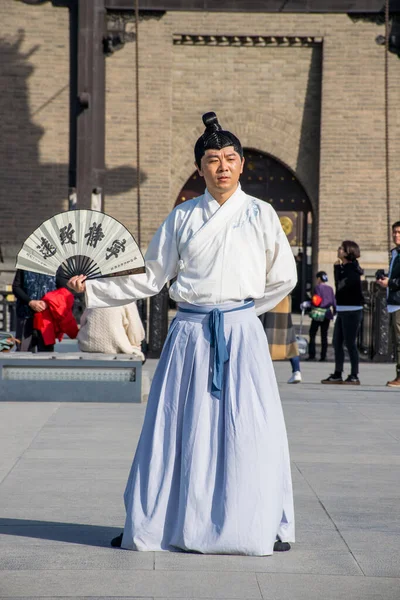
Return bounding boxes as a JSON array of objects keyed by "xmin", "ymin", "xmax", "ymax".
[{"xmin": 178, "ymin": 300, "xmax": 254, "ymax": 398}]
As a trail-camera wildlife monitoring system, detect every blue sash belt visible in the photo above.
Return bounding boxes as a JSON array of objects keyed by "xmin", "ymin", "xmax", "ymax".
[{"xmin": 178, "ymin": 300, "xmax": 255, "ymax": 398}]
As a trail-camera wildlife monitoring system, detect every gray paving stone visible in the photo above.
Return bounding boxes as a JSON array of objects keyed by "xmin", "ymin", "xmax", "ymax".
[
  {"xmin": 1, "ymin": 362, "xmax": 400, "ymax": 599},
  {"xmin": 340, "ymin": 529, "xmax": 400, "ymax": 577},
  {"xmin": 256, "ymin": 573, "xmax": 400, "ymax": 600},
  {"xmin": 0, "ymin": 570, "xmax": 261, "ymax": 598},
  {"xmin": 7, "ymin": 456, "xmax": 133, "ymax": 477},
  {"xmin": 289, "ymin": 495, "xmax": 336, "ymax": 532},
  {"xmin": 0, "ymin": 536, "xmax": 153, "ymax": 570},
  {"xmin": 295, "ymin": 463, "xmax": 400, "ymax": 497},
  {"xmin": 290, "ymin": 435, "xmax": 399, "ymax": 458},
  {"xmin": 292, "ymin": 452, "xmax": 400, "ymax": 465},
  {"xmin": 154, "ymin": 530, "xmax": 362, "ymax": 576},
  {"xmin": 21, "ymin": 447, "xmax": 137, "ymax": 460},
  {"xmin": 311, "ymin": 496, "xmax": 400, "ymax": 533},
  {"xmin": 0, "ymin": 487, "xmax": 127, "ymax": 511},
  {"xmin": 0, "ymin": 510, "xmax": 125, "ymax": 526},
  {"xmin": 0, "ymin": 403, "xmax": 60, "ymax": 484}
]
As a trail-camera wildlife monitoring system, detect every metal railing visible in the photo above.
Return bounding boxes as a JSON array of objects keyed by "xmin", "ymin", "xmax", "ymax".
[
  {"xmin": 0, "ymin": 292, "xmax": 17, "ymax": 333},
  {"xmin": 359, "ymin": 281, "xmax": 393, "ymax": 362},
  {"xmin": 1, "ymin": 283, "xmax": 395, "ymax": 361}
]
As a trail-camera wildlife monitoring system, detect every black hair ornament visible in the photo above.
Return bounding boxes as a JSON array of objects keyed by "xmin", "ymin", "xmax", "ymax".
[{"xmin": 194, "ymin": 112, "xmax": 243, "ymax": 168}]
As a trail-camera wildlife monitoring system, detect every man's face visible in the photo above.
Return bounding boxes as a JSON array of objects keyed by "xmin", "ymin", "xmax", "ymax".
[
  {"xmin": 197, "ymin": 146, "xmax": 244, "ymax": 199},
  {"xmin": 393, "ymin": 227, "xmax": 400, "ymax": 248}
]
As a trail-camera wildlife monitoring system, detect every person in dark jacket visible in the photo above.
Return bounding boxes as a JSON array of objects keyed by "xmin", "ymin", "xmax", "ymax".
[
  {"xmin": 377, "ymin": 221, "xmax": 400, "ymax": 387},
  {"xmin": 322, "ymin": 241, "xmax": 364, "ymax": 385},
  {"xmin": 12, "ymin": 269, "xmax": 57, "ymax": 352},
  {"xmin": 307, "ymin": 271, "xmax": 336, "ymax": 362}
]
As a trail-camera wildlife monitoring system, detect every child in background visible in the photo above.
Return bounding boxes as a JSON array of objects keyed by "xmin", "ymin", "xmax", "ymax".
[{"xmin": 307, "ymin": 271, "xmax": 336, "ymax": 362}]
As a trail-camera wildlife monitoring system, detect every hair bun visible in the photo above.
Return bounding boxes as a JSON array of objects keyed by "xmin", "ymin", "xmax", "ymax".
[{"xmin": 202, "ymin": 112, "xmax": 222, "ymax": 132}]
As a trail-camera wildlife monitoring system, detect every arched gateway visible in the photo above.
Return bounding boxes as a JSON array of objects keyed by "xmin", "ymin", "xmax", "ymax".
[{"xmin": 175, "ymin": 149, "xmax": 313, "ymax": 311}]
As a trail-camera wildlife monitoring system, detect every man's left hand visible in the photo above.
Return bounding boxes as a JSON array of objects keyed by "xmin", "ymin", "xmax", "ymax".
[{"xmin": 377, "ymin": 276, "xmax": 389, "ymax": 288}]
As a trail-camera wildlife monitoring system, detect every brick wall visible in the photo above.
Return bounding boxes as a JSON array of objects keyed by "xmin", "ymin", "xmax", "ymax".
[
  {"xmin": 0, "ymin": 1, "xmax": 69, "ymax": 261},
  {"xmin": 1, "ymin": 4, "xmax": 399, "ymax": 281},
  {"xmin": 104, "ymin": 14, "xmax": 173, "ymax": 246}
]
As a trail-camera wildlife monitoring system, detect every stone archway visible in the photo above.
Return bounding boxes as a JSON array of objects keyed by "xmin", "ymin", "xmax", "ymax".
[{"xmin": 174, "ymin": 148, "xmax": 314, "ymax": 310}]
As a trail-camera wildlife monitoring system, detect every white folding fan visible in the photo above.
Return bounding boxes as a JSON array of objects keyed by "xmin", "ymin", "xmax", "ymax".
[{"xmin": 16, "ymin": 209, "xmax": 145, "ymax": 287}]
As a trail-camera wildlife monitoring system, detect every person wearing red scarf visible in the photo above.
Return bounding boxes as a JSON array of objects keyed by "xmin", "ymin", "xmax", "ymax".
[{"xmin": 33, "ymin": 287, "xmax": 78, "ymax": 346}]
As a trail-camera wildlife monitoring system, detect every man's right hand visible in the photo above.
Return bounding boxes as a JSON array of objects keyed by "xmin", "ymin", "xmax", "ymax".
[
  {"xmin": 67, "ymin": 275, "xmax": 87, "ymax": 294},
  {"xmin": 29, "ymin": 300, "xmax": 48, "ymax": 312}
]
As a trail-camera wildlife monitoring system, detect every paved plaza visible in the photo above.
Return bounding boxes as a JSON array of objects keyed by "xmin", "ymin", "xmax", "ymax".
[{"xmin": 1, "ymin": 359, "xmax": 400, "ymax": 599}]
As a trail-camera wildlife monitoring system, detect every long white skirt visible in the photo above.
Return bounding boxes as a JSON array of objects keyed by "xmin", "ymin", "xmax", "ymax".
[{"xmin": 121, "ymin": 302, "xmax": 295, "ymax": 555}]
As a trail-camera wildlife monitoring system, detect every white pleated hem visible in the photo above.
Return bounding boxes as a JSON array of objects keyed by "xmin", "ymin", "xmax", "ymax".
[{"xmin": 121, "ymin": 305, "xmax": 295, "ymax": 556}]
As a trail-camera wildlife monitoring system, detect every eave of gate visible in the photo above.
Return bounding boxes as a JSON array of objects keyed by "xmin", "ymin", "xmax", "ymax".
[{"xmin": 103, "ymin": 0, "xmax": 400, "ymax": 13}]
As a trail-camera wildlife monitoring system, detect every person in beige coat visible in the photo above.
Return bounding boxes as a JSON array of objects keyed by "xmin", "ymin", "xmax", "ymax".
[{"xmin": 77, "ymin": 301, "xmax": 145, "ymax": 360}]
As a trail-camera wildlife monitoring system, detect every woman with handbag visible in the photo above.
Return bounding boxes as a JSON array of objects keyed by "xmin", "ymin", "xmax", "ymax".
[
  {"xmin": 307, "ymin": 271, "xmax": 335, "ymax": 362},
  {"xmin": 322, "ymin": 241, "xmax": 364, "ymax": 385}
]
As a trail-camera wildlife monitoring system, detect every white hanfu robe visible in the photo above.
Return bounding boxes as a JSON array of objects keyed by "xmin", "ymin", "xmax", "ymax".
[{"xmin": 86, "ymin": 184, "xmax": 297, "ymax": 555}]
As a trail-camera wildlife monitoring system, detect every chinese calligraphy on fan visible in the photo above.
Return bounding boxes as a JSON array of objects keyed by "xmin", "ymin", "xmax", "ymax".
[
  {"xmin": 36, "ymin": 222, "xmax": 128, "ymax": 266},
  {"xmin": 36, "ymin": 237, "xmax": 57, "ymax": 259},
  {"xmin": 59, "ymin": 223, "xmax": 77, "ymax": 245},
  {"xmin": 106, "ymin": 239, "xmax": 126, "ymax": 260},
  {"xmin": 85, "ymin": 223, "xmax": 105, "ymax": 248}
]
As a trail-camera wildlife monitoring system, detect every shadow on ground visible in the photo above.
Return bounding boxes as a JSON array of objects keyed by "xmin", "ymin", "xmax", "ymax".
[{"xmin": 0, "ymin": 518, "xmax": 121, "ymax": 547}]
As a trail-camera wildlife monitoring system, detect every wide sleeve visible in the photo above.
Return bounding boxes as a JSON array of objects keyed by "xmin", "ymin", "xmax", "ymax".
[
  {"xmin": 254, "ymin": 208, "xmax": 297, "ymax": 316},
  {"xmin": 85, "ymin": 214, "xmax": 179, "ymax": 309}
]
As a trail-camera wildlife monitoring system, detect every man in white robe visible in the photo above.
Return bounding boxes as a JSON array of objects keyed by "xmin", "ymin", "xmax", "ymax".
[{"xmin": 68, "ymin": 112, "xmax": 297, "ymax": 556}]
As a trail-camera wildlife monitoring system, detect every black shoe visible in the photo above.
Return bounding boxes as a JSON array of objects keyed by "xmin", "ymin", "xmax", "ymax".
[
  {"xmin": 273, "ymin": 537, "xmax": 291, "ymax": 552},
  {"xmin": 319, "ymin": 357, "xmax": 326, "ymax": 362},
  {"xmin": 305, "ymin": 357, "xmax": 315, "ymax": 361},
  {"xmin": 343, "ymin": 375, "xmax": 360, "ymax": 385},
  {"xmin": 321, "ymin": 373, "xmax": 343, "ymax": 384},
  {"xmin": 111, "ymin": 533, "xmax": 123, "ymax": 547}
]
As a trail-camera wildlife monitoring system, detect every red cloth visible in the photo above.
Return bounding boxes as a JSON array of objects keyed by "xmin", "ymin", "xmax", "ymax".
[
  {"xmin": 33, "ymin": 288, "xmax": 78, "ymax": 346},
  {"xmin": 312, "ymin": 294, "xmax": 323, "ymax": 307}
]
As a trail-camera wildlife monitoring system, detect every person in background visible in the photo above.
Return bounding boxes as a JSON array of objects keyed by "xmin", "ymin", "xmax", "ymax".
[
  {"xmin": 12, "ymin": 269, "xmax": 57, "ymax": 352},
  {"xmin": 77, "ymin": 302, "xmax": 145, "ymax": 361},
  {"xmin": 259, "ymin": 295, "xmax": 302, "ymax": 383},
  {"xmin": 376, "ymin": 220, "xmax": 400, "ymax": 387},
  {"xmin": 306, "ymin": 271, "xmax": 336, "ymax": 362},
  {"xmin": 322, "ymin": 241, "xmax": 364, "ymax": 385}
]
